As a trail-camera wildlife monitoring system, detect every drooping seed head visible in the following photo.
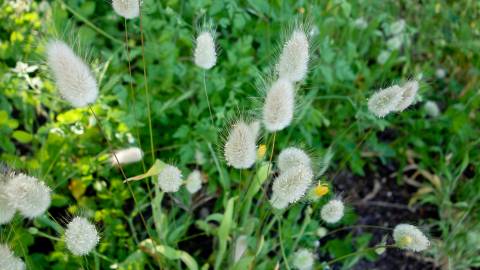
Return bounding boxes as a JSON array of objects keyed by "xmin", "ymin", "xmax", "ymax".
[
  {"xmin": 65, "ymin": 217, "xmax": 100, "ymax": 256},
  {"xmin": 271, "ymin": 165, "xmax": 314, "ymax": 206},
  {"xmin": 292, "ymin": 249, "xmax": 314, "ymax": 270},
  {"xmin": 110, "ymin": 147, "xmax": 143, "ymax": 166},
  {"xmin": 393, "ymin": 224, "xmax": 430, "ymax": 252},
  {"xmin": 194, "ymin": 32, "xmax": 216, "ymax": 69},
  {"xmin": 0, "ymin": 244, "xmax": 25, "ymax": 270},
  {"xmin": 158, "ymin": 165, "xmax": 183, "ymax": 192},
  {"xmin": 4, "ymin": 174, "xmax": 51, "ymax": 219},
  {"xmin": 367, "ymin": 85, "xmax": 403, "ymax": 117},
  {"xmin": 262, "ymin": 79, "xmax": 295, "ymax": 132},
  {"xmin": 224, "ymin": 121, "xmax": 257, "ymax": 169},
  {"xmin": 112, "ymin": 0, "xmax": 140, "ymax": 19},
  {"xmin": 424, "ymin": 101, "xmax": 440, "ymax": 118},
  {"xmin": 394, "ymin": 80, "xmax": 419, "ymax": 112},
  {"xmin": 276, "ymin": 30, "xmax": 309, "ymax": 82},
  {"xmin": 277, "ymin": 147, "xmax": 311, "ymax": 173},
  {"xmin": 46, "ymin": 40, "xmax": 98, "ymax": 108},
  {"xmin": 185, "ymin": 170, "xmax": 203, "ymax": 194},
  {"xmin": 320, "ymin": 199, "xmax": 344, "ymax": 223}
]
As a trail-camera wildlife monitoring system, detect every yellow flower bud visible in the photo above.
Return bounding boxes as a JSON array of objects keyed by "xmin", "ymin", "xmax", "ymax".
[
  {"xmin": 314, "ymin": 184, "xmax": 329, "ymax": 197},
  {"xmin": 257, "ymin": 144, "xmax": 267, "ymax": 160}
]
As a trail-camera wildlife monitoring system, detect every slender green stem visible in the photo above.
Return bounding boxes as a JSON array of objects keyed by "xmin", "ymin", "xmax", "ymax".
[
  {"xmin": 202, "ymin": 70, "xmax": 214, "ymax": 124},
  {"xmin": 327, "ymin": 245, "xmax": 396, "ymax": 265},
  {"xmin": 324, "ymin": 224, "xmax": 393, "ymax": 238},
  {"xmin": 291, "ymin": 208, "xmax": 311, "ymax": 252},
  {"xmin": 278, "ymin": 219, "xmax": 291, "ymax": 270}
]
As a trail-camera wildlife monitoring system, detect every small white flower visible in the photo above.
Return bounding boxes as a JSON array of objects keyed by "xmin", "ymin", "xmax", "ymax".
[
  {"xmin": 292, "ymin": 249, "xmax": 314, "ymax": 270},
  {"xmin": 0, "ymin": 244, "xmax": 25, "ymax": 270},
  {"xmin": 435, "ymin": 68, "xmax": 446, "ymax": 79},
  {"xmin": 276, "ymin": 30, "xmax": 309, "ymax": 82},
  {"xmin": 394, "ymin": 80, "xmax": 419, "ymax": 112},
  {"xmin": 321, "ymin": 199, "xmax": 344, "ymax": 223},
  {"xmin": 277, "ymin": 147, "xmax": 311, "ymax": 173},
  {"xmin": 377, "ymin": 50, "xmax": 391, "ymax": 65},
  {"xmin": 234, "ymin": 235, "xmax": 248, "ymax": 262},
  {"xmin": 353, "ymin": 17, "xmax": 368, "ymax": 30},
  {"xmin": 368, "ymin": 85, "xmax": 403, "ymax": 117},
  {"xmin": 112, "ymin": 0, "xmax": 140, "ymax": 19},
  {"xmin": 262, "ymin": 79, "xmax": 295, "ymax": 132},
  {"xmin": 158, "ymin": 165, "xmax": 183, "ymax": 192},
  {"xmin": 4, "ymin": 174, "xmax": 51, "ymax": 219},
  {"xmin": 393, "ymin": 224, "xmax": 430, "ymax": 252},
  {"xmin": 387, "ymin": 35, "xmax": 403, "ymax": 50},
  {"xmin": 65, "ymin": 217, "xmax": 100, "ymax": 256},
  {"xmin": 12, "ymin": 61, "xmax": 38, "ymax": 76},
  {"xmin": 390, "ymin": 19, "xmax": 406, "ymax": 35},
  {"xmin": 194, "ymin": 32, "xmax": 217, "ymax": 70},
  {"xmin": 271, "ymin": 165, "xmax": 313, "ymax": 206},
  {"xmin": 185, "ymin": 170, "xmax": 203, "ymax": 194},
  {"xmin": 110, "ymin": 147, "xmax": 143, "ymax": 166},
  {"xmin": 224, "ymin": 121, "xmax": 258, "ymax": 169},
  {"xmin": 424, "ymin": 101, "xmax": 440, "ymax": 118}
]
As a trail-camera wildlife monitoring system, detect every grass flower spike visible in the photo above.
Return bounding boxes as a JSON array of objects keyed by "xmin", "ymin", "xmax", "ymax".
[
  {"xmin": 292, "ymin": 249, "xmax": 314, "ymax": 270},
  {"xmin": 277, "ymin": 30, "xmax": 309, "ymax": 82},
  {"xmin": 4, "ymin": 174, "xmax": 51, "ymax": 219},
  {"xmin": 0, "ymin": 185, "xmax": 16, "ymax": 224},
  {"xmin": 194, "ymin": 32, "xmax": 216, "ymax": 69},
  {"xmin": 65, "ymin": 217, "xmax": 100, "ymax": 256},
  {"xmin": 424, "ymin": 101, "xmax": 440, "ymax": 117},
  {"xmin": 0, "ymin": 244, "xmax": 25, "ymax": 270},
  {"xmin": 262, "ymin": 79, "xmax": 295, "ymax": 132},
  {"xmin": 367, "ymin": 85, "xmax": 403, "ymax": 117},
  {"xmin": 394, "ymin": 80, "xmax": 419, "ymax": 111},
  {"xmin": 393, "ymin": 224, "xmax": 430, "ymax": 252},
  {"xmin": 321, "ymin": 199, "xmax": 344, "ymax": 223},
  {"xmin": 271, "ymin": 165, "xmax": 313, "ymax": 207},
  {"xmin": 158, "ymin": 164, "xmax": 183, "ymax": 192},
  {"xmin": 112, "ymin": 0, "xmax": 140, "ymax": 19},
  {"xmin": 277, "ymin": 147, "xmax": 311, "ymax": 173},
  {"xmin": 110, "ymin": 147, "xmax": 143, "ymax": 166},
  {"xmin": 185, "ymin": 170, "xmax": 203, "ymax": 194},
  {"xmin": 46, "ymin": 40, "xmax": 98, "ymax": 108},
  {"xmin": 224, "ymin": 120, "xmax": 258, "ymax": 169}
]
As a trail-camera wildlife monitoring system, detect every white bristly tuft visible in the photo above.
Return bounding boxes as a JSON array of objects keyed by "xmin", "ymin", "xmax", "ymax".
[
  {"xmin": 194, "ymin": 32, "xmax": 217, "ymax": 69},
  {"xmin": 276, "ymin": 30, "xmax": 309, "ymax": 82},
  {"xmin": 158, "ymin": 165, "xmax": 183, "ymax": 193},
  {"xmin": 233, "ymin": 235, "xmax": 248, "ymax": 262},
  {"xmin": 65, "ymin": 217, "xmax": 100, "ymax": 256},
  {"xmin": 367, "ymin": 85, "xmax": 403, "ymax": 117},
  {"xmin": 4, "ymin": 174, "xmax": 51, "ymax": 219},
  {"xmin": 424, "ymin": 101, "xmax": 440, "ymax": 118},
  {"xmin": 185, "ymin": 170, "xmax": 203, "ymax": 194},
  {"xmin": 112, "ymin": 0, "xmax": 140, "ymax": 19},
  {"xmin": 277, "ymin": 147, "xmax": 311, "ymax": 173},
  {"xmin": 393, "ymin": 224, "xmax": 430, "ymax": 252},
  {"xmin": 292, "ymin": 249, "xmax": 314, "ymax": 270},
  {"xmin": 262, "ymin": 79, "xmax": 295, "ymax": 132},
  {"xmin": 110, "ymin": 147, "xmax": 143, "ymax": 166},
  {"xmin": 394, "ymin": 80, "xmax": 419, "ymax": 112},
  {"xmin": 224, "ymin": 121, "xmax": 258, "ymax": 169},
  {"xmin": 0, "ymin": 180, "xmax": 16, "ymax": 225},
  {"xmin": 46, "ymin": 40, "xmax": 98, "ymax": 108},
  {"xmin": 0, "ymin": 244, "xmax": 25, "ymax": 270},
  {"xmin": 270, "ymin": 165, "xmax": 314, "ymax": 207},
  {"xmin": 320, "ymin": 199, "xmax": 344, "ymax": 223}
]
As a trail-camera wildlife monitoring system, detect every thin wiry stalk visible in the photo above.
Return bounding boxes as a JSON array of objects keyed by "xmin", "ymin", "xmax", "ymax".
[
  {"xmin": 278, "ymin": 219, "xmax": 291, "ymax": 270},
  {"xmin": 327, "ymin": 245, "xmax": 396, "ymax": 265},
  {"xmin": 203, "ymin": 70, "xmax": 214, "ymax": 124}
]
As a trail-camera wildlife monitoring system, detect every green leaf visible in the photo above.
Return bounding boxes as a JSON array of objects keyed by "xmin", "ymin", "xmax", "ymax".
[
  {"xmin": 12, "ymin": 130, "xmax": 33, "ymax": 143},
  {"xmin": 139, "ymin": 239, "xmax": 198, "ymax": 270},
  {"xmin": 215, "ymin": 197, "xmax": 235, "ymax": 270},
  {"xmin": 125, "ymin": 159, "xmax": 166, "ymax": 182}
]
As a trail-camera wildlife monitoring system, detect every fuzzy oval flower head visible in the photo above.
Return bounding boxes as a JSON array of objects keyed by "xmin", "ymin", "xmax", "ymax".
[
  {"xmin": 394, "ymin": 80, "xmax": 419, "ymax": 112},
  {"xmin": 278, "ymin": 147, "xmax": 311, "ymax": 173},
  {"xmin": 0, "ymin": 244, "xmax": 25, "ymax": 270},
  {"xmin": 158, "ymin": 165, "xmax": 183, "ymax": 193},
  {"xmin": 110, "ymin": 147, "xmax": 143, "ymax": 166},
  {"xmin": 185, "ymin": 170, "xmax": 203, "ymax": 194},
  {"xmin": 4, "ymin": 174, "xmax": 51, "ymax": 219},
  {"xmin": 277, "ymin": 30, "xmax": 309, "ymax": 82},
  {"xmin": 46, "ymin": 40, "xmax": 98, "ymax": 108},
  {"xmin": 367, "ymin": 85, "xmax": 403, "ymax": 117},
  {"xmin": 424, "ymin": 101, "xmax": 440, "ymax": 118},
  {"xmin": 269, "ymin": 194, "xmax": 289, "ymax": 210},
  {"xmin": 292, "ymin": 249, "xmax": 314, "ymax": 270},
  {"xmin": 224, "ymin": 121, "xmax": 258, "ymax": 169},
  {"xmin": 112, "ymin": 0, "xmax": 140, "ymax": 19},
  {"xmin": 393, "ymin": 224, "xmax": 430, "ymax": 252},
  {"xmin": 194, "ymin": 32, "xmax": 216, "ymax": 69},
  {"xmin": 271, "ymin": 165, "xmax": 314, "ymax": 206},
  {"xmin": 320, "ymin": 199, "xmax": 344, "ymax": 223},
  {"xmin": 65, "ymin": 217, "xmax": 100, "ymax": 256},
  {"xmin": 0, "ymin": 183, "xmax": 16, "ymax": 225},
  {"xmin": 262, "ymin": 79, "xmax": 295, "ymax": 132}
]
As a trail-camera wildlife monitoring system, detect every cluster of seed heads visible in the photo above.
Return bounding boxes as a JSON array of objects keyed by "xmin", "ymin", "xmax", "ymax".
[{"xmin": 368, "ymin": 80, "xmax": 419, "ymax": 117}]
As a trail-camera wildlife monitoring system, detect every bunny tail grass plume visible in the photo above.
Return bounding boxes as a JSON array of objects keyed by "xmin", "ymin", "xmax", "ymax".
[
  {"xmin": 271, "ymin": 165, "xmax": 314, "ymax": 207},
  {"xmin": 394, "ymin": 80, "xmax": 419, "ymax": 112},
  {"xmin": 0, "ymin": 244, "xmax": 25, "ymax": 270},
  {"xmin": 65, "ymin": 217, "xmax": 100, "ymax": 256},
  {"xmin": 194, "ymin": 31, "xmax": 217, "ymax": 69},
  {"xmin": 0, "ymin": 192, "xmax": 15, "ymax": 225},
  {"xmin": 112, "ymin": 0, "xmax": 140, "ymax": 19},
  {"xmin": 110, "ymin": 147, "xmax": 143, "ymax": 166},
  {"xmin": 46, "ymin": 40, "xmax": 98, "ymax": 108},
  {"xmin": 262, "ymin": 79, "xmax": 295, "ymax": 132},
  {"xmin": 224, "ymin": 120, "xmax": 258, "ymax": 169},
  {"xmin": 424, "ymin": 101, "xmax": 440, "ymax": 118},
  {"xmin": 278, "ymin": 147, "xmax": 311, "ymax": 173},
  {"xmin": 158, "ymin": 164, "xmax": 183, "ymax": 192},
  {"xmin": 393, "ymin": 224, "xmax": 430, "ymax": 252},
  {"xmin": 4, "ymin": 174, "xmax": 51, "ymax": 219},
  {"xmin": 185, "ymin": 170, "xmax": 203, "ymax": 194},
  {"xmin": 367, "ymin": 85, "xmax": 403, "ymax": 117},
  {"xmin": 292, "ymin": 249, "xmax": 314, "ymax": 270},
  {"xmin": 320, "ymin": 199, "xmax": 344, "ymax": 223},
  {"xmin": 277, "ymin": 29, "xmax": 309, "ymax": 82},
  {"xmin": 234, "ymin": 235, "xmax": 248, "ymax": 262}
]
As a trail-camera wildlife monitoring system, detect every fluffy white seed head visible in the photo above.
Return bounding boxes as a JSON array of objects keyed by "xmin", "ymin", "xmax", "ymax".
[
  {"xmin": 278, "ymin": 147, "xmax": 311, "ymax": 173},
  {"xmin": 424, "ymin": 101, "xmax": 440, "ymax": 118},
  {"xmin": 46, "ymin": 40, "xmax": 98, "ymax": 108},
  {"xmin": 321, "ymin": 199, "xmax": 344, "ymax": 223},
  {"xmin": 185, "ymin": 170, "xmax": 203, "ymax": 194},
  {"xmin": 112, "ymin": 0, "xmax": 140, "ymax": 19},
  {"xmin": 277, "ymin": 30, "xmax": 309, "ymax": 82},
  {"xmin": 65, "ymin": 217, "xmax": 100, "ymax": 256},
  {"xmin": 4, "ymin": 174, "xmax": 51, "ymax": 219},
  {"xmin": 271, "ymin": 165, "xmax": 314, "ymax": 206},
  {"xmin": 393, "ymin": 224, "xmax": 430, "ymax": 252},
  {"xmin": 194, "ymin": 32, "xmax": 216, "ymax": 69},
  {"xmin": 292, "ymin": 249, "xmax": 314, "ymax": 270},
  {"xmin": 234, "ymin": 235, "xmax": 248, "ymax": 262},
  {"xmin": 394, "ymin": 80, "xmax": 419, "ymax": 111},
  {"xmin": 0, "ymin": 188, "xmax": 16, "ymax": 225},
  {"xmin": 262, "ymin": 79, "xmax": 295, "ymax": 132},
  {"xmin": 367, "ymin": 85, "xmax": 403, "ymax": 117},
  {"xmin": 110, "ymin": 147, "xmax": 143, "ymax": 166},
  {"xmin": 224, "ymin": 121, "xmax": 257, "ymax": 169},
  {"xmin": 269, "ymin": 194, "xmax": 289, "ymax": 210},
  {"xmin": 158, "ymin": 165, "xmax": 183, "ymax": 193},
  {"xmin": 0, "ymin": 244, "xmax": 25, "ymax": 270}
]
